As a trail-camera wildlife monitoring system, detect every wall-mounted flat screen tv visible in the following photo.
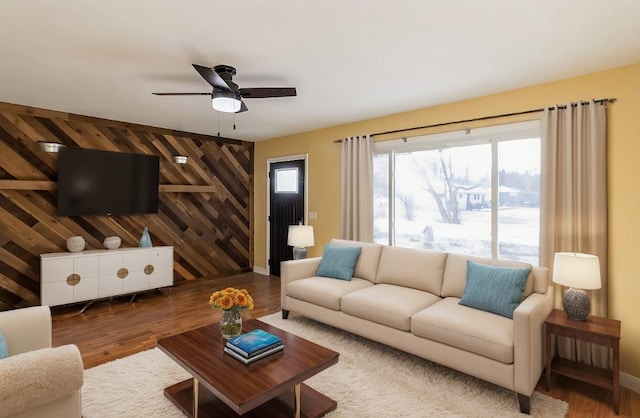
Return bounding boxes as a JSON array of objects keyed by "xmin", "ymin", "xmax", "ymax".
[{"xmin": 57, "ymin": 148, "xmax": 160, "ymax": 216}]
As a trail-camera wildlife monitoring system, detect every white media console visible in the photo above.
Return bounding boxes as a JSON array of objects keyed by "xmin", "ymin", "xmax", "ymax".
[{"xmin": 41, "ymin": 246, "xmax": 173, "ymax": 309}]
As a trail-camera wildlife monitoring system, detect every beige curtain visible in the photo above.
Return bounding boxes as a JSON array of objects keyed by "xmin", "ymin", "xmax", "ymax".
[
  {"xmin": 340, "ymin": 135, "xmax": 374, "ymax": 241},
  {"xmin": 540, "ymin": 101, "xmax": 609, "ymax": 368}
]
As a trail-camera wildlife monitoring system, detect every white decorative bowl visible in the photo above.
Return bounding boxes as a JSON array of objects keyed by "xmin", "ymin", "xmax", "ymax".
[
  {"xmin": 66, "ymin": 236, "xmax": 85, "ymax": 252},
  {"xmin": 103, "ymin": 236, "xmax": 121, "ymax": 250}
]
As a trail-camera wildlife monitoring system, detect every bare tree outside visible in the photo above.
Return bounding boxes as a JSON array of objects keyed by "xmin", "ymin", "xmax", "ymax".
[
  {"xmin": 412, "ymin": 148, "xmax": 487, "ymax": 224},
  {"xmin": 396, "ymin": 192, "xmax": 416, "ymax": 221}
]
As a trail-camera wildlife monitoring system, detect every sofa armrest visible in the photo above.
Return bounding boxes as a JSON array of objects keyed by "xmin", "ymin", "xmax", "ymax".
[
  {"xmin": 0, "ymin": 306, "xmax": 51, "ymax": 356},
  {"xmin": 0, "ymin": 344, "xmax": 83, "ymax": 418},
  {"xmin": 281, "ymin": 257, "xmax": 322, "ymax": 308},
  {"xmin": 513, "ymin": 286, "xmax": 554, "ymax": 396}
]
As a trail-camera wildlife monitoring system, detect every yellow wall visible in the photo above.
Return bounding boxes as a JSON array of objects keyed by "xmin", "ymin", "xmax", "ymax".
[{"xmin": 255, "ymin": 63, "xmax": 640, "ymax": 378}]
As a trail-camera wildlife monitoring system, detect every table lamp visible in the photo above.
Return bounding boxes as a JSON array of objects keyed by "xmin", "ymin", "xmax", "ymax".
[
  {"xmin": 287, "ymin": 224, "xmax": 314, "ymax": 260},
  {"xmin": 552, "ymin": 252, "xmax": 601, "ymax": 321}
]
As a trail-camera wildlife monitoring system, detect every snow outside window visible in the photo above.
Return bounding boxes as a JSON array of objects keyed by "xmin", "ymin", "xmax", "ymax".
[{"xmin": 373, "ymin": 121, "xmax": 541, "ymax": 264}]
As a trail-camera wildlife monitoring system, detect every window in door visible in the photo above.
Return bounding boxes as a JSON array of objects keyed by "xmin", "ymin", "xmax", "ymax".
[{"xmin": 274, "ymin": 167, "xmax": 299, "ymax": 193}]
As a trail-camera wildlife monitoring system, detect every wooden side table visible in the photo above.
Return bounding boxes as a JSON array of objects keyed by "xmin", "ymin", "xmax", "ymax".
[{"xmin": 545, "ymin": 309, "xmax": 621, "ymax": 414}]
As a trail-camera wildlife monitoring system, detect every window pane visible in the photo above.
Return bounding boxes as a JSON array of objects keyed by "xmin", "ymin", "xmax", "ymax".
[
  {"xmin": 497, "ymin": 138, "xmax": 540, "ymax": 264},
  {"xmin": 275, "ymin": 168, "xmax": 298, "ymax": 193},
  {"xmin": 394, "ymin": 144, "xmax": 492, "ymax": 256},
  {"xmin": 373, "ymin": 154, "xmax": 389, "ymax": 245},
  {"xmin": 373, "ymin": 121, "xmax": 541, "ymax": 263}
]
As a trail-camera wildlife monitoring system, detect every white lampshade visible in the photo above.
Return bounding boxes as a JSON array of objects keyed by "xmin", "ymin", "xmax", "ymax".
[
  {"xmin": 211, "ymin": 92, "xmax": 241, "ymax": 113},
  {"xmin": 287, "ymin": 225, "xmax": 314, "ymax": 248},
  {"xmin": 552, "ymin": 252, "xmax": 601, "ymax": 290}
]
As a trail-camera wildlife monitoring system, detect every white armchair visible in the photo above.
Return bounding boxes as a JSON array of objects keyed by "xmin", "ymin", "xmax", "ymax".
[{"xmin": 0, "ymin": 306, "xmax": 83, "ymax": 418}]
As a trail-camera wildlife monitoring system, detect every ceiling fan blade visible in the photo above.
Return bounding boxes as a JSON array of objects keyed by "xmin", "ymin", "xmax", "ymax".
[
  {"xmin": 192, "ymin": 64, "xmax": 231, "ymax": 91},
  {"xmin": 238, "ymin": 87, "xmax": 297, "ymax": 98},
  {"xmin": 152, "ymin": 92, "xmax": 211, "ymax": 96}
]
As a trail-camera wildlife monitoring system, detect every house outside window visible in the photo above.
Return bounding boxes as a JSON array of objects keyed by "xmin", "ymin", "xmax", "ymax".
[{"xmin": 373, "ymin": 121, "xmax": 541, "ymax": 264}]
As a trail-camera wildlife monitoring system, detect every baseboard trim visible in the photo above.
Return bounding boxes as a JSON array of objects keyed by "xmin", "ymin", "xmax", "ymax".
[
  {"xmin": 621, "ymin": 372, "xmax": 640, "ymax": 394},
  {"xmin": 253, "ymin": 266, "xmax": 269, "ymax": 276}
]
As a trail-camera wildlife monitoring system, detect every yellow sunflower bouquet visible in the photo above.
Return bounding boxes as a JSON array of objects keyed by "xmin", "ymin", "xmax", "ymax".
[{"xmin": 209, "ymin": 287, "xmax": 254, "ymax": 338}]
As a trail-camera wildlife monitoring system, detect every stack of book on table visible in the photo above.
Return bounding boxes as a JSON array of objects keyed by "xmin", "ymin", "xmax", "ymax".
[{"xmin": 224, "ymin": 329, "xmax": 283, "ymax": 364}]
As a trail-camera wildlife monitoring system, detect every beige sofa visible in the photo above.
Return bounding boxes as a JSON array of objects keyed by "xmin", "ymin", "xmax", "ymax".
[
  {"xmin": 281, "ymin": 239, "xmax": 554, "ymax": 414},
  {"xmin": 0, "ymin": 306, "xmax": 83, "ymax": 418}
]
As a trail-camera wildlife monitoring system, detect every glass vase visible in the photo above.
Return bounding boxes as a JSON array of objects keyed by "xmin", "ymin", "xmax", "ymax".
[
  {"xmin": 139, "ymin": 226, "xmax": 152, "ymax": 248},
  {"xmin": 220, "ymin": 309, "xmax": 242, "ymax": 339}
]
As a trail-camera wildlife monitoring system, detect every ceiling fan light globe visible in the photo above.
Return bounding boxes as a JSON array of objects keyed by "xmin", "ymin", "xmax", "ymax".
[{"xmin": 211, "ymin": 92, "xmax": 241, "ymax": 113}]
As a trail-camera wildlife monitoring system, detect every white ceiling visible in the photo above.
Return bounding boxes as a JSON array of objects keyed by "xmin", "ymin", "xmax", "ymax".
[{"xmin": 2, "ymin": 1, "xmax": 640, "ymax": 142}]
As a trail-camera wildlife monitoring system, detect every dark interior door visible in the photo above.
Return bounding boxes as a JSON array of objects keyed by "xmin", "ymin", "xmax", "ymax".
[{"xmin": 269, "ymin": 159, "xmax": 305, "ymax": 276}]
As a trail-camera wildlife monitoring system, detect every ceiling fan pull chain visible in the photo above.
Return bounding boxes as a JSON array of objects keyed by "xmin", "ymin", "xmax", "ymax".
[
  {"xmin": 217, "ymin": 112, "xmax": 221, "ymax": 137},
  {"xmin": 233, "ymin": 113, "xmax": 236, "ymax": 130}
]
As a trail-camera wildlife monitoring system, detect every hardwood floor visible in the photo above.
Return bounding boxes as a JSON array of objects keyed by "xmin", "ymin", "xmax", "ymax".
[
  {"xmin": 52, "ymin": 272, "xmax": 639, "ymax": 417},
  {"xmin": 51, "ymin": 272, "xmax": 282, "ymax": 369}
]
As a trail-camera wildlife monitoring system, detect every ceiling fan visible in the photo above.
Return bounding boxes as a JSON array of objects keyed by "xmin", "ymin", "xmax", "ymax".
[{"xmin": 152, "ymin": 64, "xmax": 297, "ymax": 113}]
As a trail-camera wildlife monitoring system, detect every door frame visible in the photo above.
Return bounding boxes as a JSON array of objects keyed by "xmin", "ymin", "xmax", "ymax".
[{"xmin": 266, "ymin": 153, "xmax": 309, "ymax": 276}]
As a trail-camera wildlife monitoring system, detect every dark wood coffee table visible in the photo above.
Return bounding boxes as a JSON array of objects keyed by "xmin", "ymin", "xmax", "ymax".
[{"xmin": 157, "ymin": 319, "xmax": 339, "ymax": 418}]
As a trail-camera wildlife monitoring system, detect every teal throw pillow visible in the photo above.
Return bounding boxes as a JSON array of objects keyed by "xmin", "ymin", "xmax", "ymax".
[
  {"xmin": 0, "ymin": 330, "xmax": 7, "ymax": 359},
  {"xmin": 459, "ymin": 260, "xmax": 530, "ymax": 319},
  {"xmin": 316, "ymin": 245, "xmax": 362, "ymax": 281}
]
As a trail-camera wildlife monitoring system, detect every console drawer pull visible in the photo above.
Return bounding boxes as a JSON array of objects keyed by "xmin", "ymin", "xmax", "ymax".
[{"xmin": 66, "ymin": 274, "xmax": 81, "ymax": 286}]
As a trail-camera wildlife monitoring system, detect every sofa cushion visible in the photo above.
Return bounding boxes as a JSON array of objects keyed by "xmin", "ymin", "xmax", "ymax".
[
  {"xmin": 375, "ymin": 246, "xmax": 447, "ymax": 294},
  {"xmin": 459, "ymin": 261, "xmax": 530, "ymax": 319},
  {"xmin": 341, "ymin": 284, "xmax": 441, "ymax": 331},
  {"xmin": 316, "ymin": 244, "xmax": 362, "ymax": 280},
  {"xmin": 330, "ymin": 239, "xmax": 383, "ymax": 283},
  {"xmin": 441, "ymin": 253, "xmax": 534, "ymax": 299},
  {"xmin": 0, "ymin": 330, "xmax": 7, "ymax": 359},
  {"xmin": 286, "ymin": 276, "xmax": 373, "ymax": 310},
  {"xmin": 412, "ymin": 297, "xmax": 514, "ymax": 364}
]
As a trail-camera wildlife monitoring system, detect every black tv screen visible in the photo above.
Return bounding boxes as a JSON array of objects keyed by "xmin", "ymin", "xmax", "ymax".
[{"xmin": 57, "ymin": 148, "xmax": 160, "ymax": 216}]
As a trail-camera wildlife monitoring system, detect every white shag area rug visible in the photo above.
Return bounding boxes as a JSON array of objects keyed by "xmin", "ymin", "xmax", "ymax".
[{"xmin": 82, "ymin": 313, "xmax": 568, "ymax": 417}]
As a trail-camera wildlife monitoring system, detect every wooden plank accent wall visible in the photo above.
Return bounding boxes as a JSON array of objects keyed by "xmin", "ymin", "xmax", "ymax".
[{"xmin": 0, "ymin": 102, "xmax": 254, "ymax": 311}]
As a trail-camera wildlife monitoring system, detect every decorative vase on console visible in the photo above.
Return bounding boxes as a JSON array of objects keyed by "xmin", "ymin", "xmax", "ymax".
[
  {"xmin": 139, "ymin": 227, "xmax": 152, "ymax": 248},
  {"xmin": 103, "ymin": 236, "xmax": 121, "ymax": 250},
  {"xmin": 66, "ymin": 236, "xmax": 85, "ymax": 253}
]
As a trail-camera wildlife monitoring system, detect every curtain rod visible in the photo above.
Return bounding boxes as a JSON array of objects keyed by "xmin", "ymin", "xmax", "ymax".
[{"xmin": 334, "ymin": 98, "xmax": 616, "ymax": 142}]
